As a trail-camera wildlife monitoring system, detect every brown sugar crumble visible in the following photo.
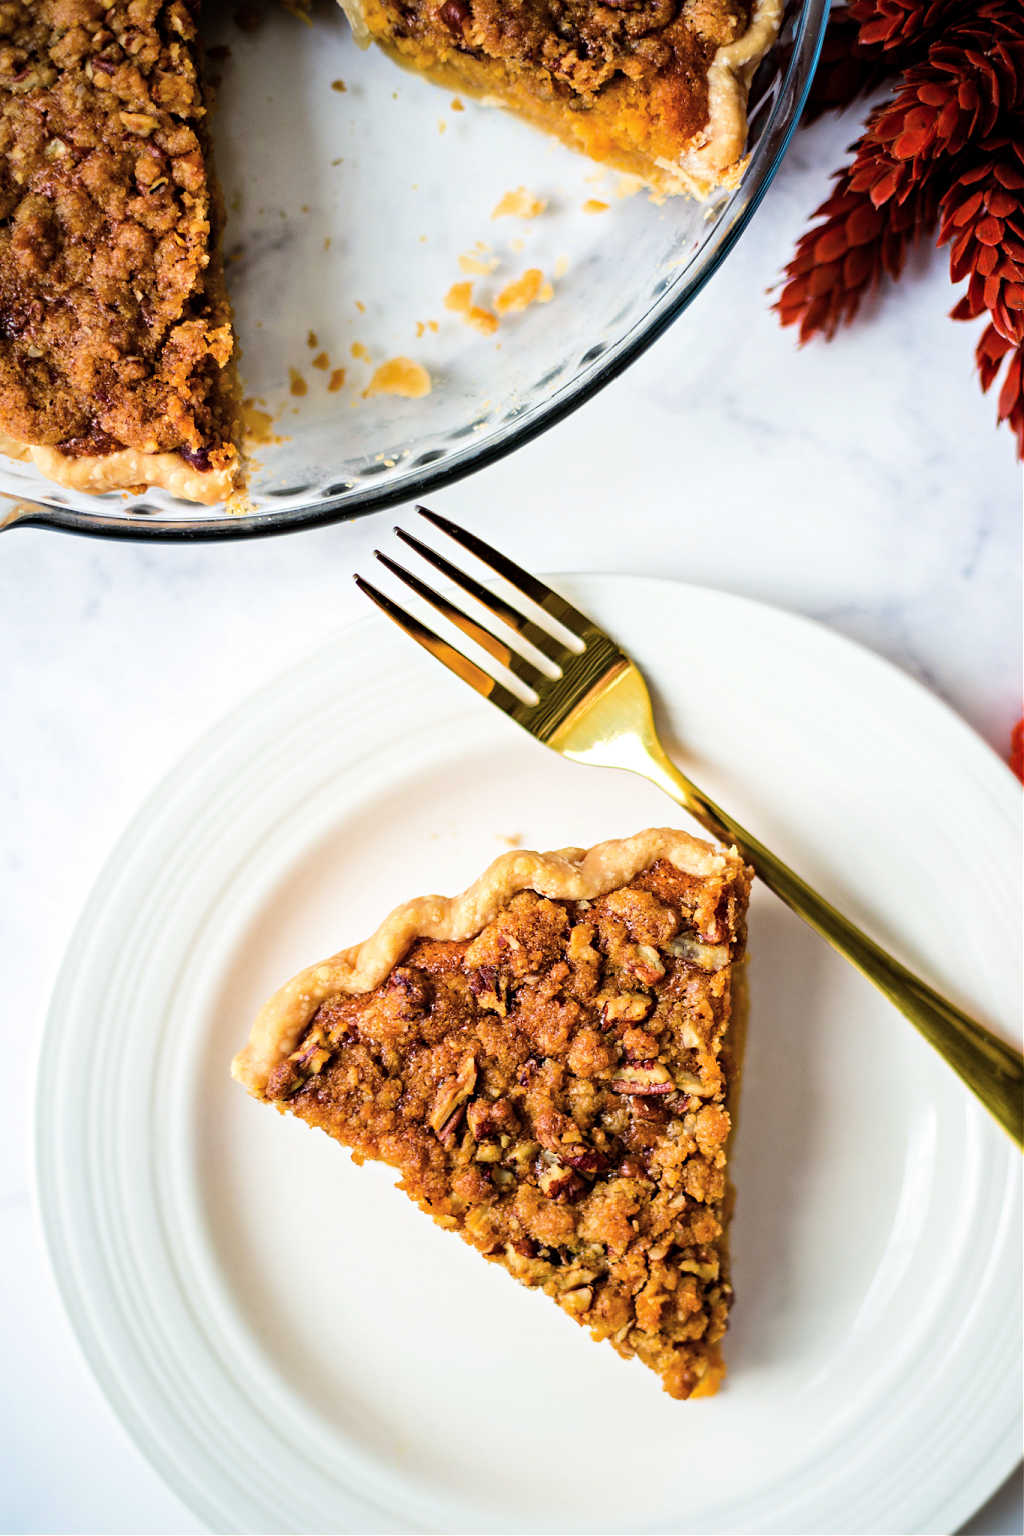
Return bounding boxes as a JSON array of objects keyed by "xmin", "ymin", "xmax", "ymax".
[
  {"xmin": 260, "ymin": 853, "xmax": 751, "ymax": 1399},
  {"xmin": 0, "ymin": 0, "xmax": 240, "ymax": 498}
]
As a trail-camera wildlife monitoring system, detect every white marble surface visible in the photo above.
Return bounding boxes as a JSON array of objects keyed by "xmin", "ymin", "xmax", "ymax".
[{"xmin": 0, "ymin": 99, "xmax": 1020, "ymax": 1535}]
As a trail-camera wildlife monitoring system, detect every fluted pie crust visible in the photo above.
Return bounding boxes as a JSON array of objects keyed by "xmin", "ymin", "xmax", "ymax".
[{"xmin": 234, "ymin": 829, "xmax": 752, "ymax": 1400}]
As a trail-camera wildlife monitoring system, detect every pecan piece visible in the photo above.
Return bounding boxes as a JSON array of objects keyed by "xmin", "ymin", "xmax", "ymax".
[
  {"xmin": 538, "ymin": 1160, "xmax": 586, "ymax": 1201},
  {"xmin": 560, "ymin": 1284, "xmax": 594, "ymax": 1314},
  {"xmin": 438, "ymin": 0, "xmax": 470, "ymax": 35},
  {"xmin": 628, "ymin": 943, "xmax": 666, "ymax": 985},
  {"xmin": 429, "ymin": 1053, "xmax": 477, "ymax": 1137},
  {"xmin": 665, "ymin": 934, "xmax": 731, "ymax": 971},
  {"xmin": 561, "ymin": 1145, "xmax": 610, "ymax": 1175},
  {"xmin": 466, "ymin": 1095, "xmax": 518, "ymax": 1141},
  {"xmin": 611, "ymin": 1060, "xmax": 674, "ymax": 1095},
  {"xmin": 602, "ymin": 991, "xmax": 653, "ymax": 1024},
  {"xmin": 470, "ymin": 965, "xmax": 510, "ymax": 1017}
]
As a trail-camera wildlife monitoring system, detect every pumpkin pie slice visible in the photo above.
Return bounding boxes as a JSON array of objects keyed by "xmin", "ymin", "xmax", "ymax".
[
  {"xmin": 0, "ymin": 2, "xmax": 240, "ymax": 505},
  {"xmin": 234, "ymin": 829, "xmax": 752, "ymax": 1398},
  {"xmin": 340, "ymin": 0, "xmax": 783, "ymax": 197}
]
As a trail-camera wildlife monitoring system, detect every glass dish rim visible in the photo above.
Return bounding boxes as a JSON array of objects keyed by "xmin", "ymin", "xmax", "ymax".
[{"xmin": 5, "ymin": 0, "xmax": 828, "ymax": 544}]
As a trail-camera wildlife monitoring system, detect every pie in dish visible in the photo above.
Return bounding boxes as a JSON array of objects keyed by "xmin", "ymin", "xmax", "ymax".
[
  {"xmin": 0, "ymin": 2, "xmax": 783, "ymax": 506},
  {"xmin": 341, "ymin": 0, "xmax": 784, "ymax": 198},
  {"xmin": 233, "ymin": 828, "xmax": 753, "ymax": 1399}
]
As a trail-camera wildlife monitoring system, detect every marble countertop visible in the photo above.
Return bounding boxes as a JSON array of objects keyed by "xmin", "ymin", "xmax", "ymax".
[{"xmin": 1, "ymin": 100, "xmax": 1020, "ymax": 1534}]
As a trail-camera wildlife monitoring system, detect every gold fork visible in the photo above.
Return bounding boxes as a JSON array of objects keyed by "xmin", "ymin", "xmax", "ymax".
[{"xmin": 356, "ymin": 507, "xmax": 1023, "ymax": 1147}]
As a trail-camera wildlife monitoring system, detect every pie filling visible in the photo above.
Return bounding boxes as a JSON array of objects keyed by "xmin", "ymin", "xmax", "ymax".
[
  {"xmin": 342, "ymin": 0, "xmax": 783, "ymax": 195},
  {"xmin": 234, "ymin": 830, "xmax": 753, "ymax": 1399}
]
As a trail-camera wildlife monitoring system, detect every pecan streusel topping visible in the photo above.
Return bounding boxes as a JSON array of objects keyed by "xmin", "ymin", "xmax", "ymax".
[
  {"xmin": 265, "ymin": 856, "xmax": 751, "ymax": 1399},
  {"xmin": 0, "ymin": 0, "xmax": 238, "ymax": 478}
]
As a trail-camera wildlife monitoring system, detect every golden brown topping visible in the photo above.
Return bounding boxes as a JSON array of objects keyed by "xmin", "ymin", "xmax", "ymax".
[{"xmin": 0, "ymin": 1, "xmax": 237, "ymax": 472}]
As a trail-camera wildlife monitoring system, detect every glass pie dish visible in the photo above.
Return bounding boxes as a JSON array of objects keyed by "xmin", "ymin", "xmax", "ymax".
[{"xmin": 0, "ymin": 0, "xmax": 827, "ymax": 542}]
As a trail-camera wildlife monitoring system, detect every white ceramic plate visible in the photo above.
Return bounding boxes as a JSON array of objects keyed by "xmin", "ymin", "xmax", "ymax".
[{"xmin": 36, "ymin": 575, "xmax": 1021, "ymax": 1535}]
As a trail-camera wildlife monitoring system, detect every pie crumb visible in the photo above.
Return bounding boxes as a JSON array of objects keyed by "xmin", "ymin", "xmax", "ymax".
[
  {"xmin": 445, "ymin": 282, "xmax": 473, "ymax": 315},
  {"xmin": 495, "ymin": 269, "xmax": 553, "ymax": 315},
  {"xmin": 492, "ymin": 186, "xmax": 547, "ymax": 219},
  {"xmin": 288, "ymin": 367, "xmax": 307, "ymax": 397},
  {"xmin": 445, "ymin": 282, "xmax": 499, "ymax": 334},
  {"xmin": 242, "ymin": 398, "xmax": 284, "ymax": 446},
  {"xmin": 362, "ymin": 357, "xmax": 432, "ymax": 399},
  {"xmin": 459, "ymin": 252, "xmax": 500, "ymax": 276},
  {"xmin": 328, "ymin": 368, "xmax": 346, "ymax": 392},
  {"xmin": 582, "ymin": 199, "xmax": 610, "ymax": 214}
]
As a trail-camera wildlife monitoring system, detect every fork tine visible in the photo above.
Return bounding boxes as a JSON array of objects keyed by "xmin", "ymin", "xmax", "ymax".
[
  {"xmin": 395, "ymin": 528, "xmax": 535, "ymax": 634},
  {"xmin": 354, "ymin": 575, "xmax": 528, "ymax": 712},
  {"xmin": 416, "ymin": 507, "xmax": 592, "ymax": 641},
  {"xmin": 394, "ymin": 527, "xmax": 567, "ymax": 671},
  {"xmin": 372, "ymin": 550, "xmax": 546, "ymax": 683}
]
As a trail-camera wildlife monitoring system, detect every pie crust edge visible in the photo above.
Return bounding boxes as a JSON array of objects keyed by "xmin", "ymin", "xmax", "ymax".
[
  {"xmin": 0, "ymin": 433, "xmax": 238, "ymax": 507},
  {"xmin": 232, "ymin": 826, "xmax": 747, "ymax": 1096},
  {"xmin": 675, "ymin": 0, "xmax": 785, "ymax": 196}
]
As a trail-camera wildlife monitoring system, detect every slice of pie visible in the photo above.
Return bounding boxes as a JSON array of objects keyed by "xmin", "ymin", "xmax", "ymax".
[
  {"xmin": 0, "ymin": 2, "xmax": 240, "ymax": 504},
  {"xmin": 340, "ymin": 0, "xmax": 783, "ymax": 197},
  {"xmin": 233, "ymin": 828, "xmax": 753, "ymax": 1398}
]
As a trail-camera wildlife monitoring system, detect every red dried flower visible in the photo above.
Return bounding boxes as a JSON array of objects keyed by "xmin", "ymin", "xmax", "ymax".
[
  {"xmin": 803, "ymin": 0, "xmax": 973, "ymax": 120},
  {"xmin": 778, "ymin": 0, "xmax": 1024, "ymax": 456},
  {"xmin": 847, "ymin": 0, "xmax": 967, "ymax": 53},
  {"xmin": 802, "ymin": 6, "xmax": 900, "ymax": 122},
  {"xmin": 1011, "ymin": 716, "xmax": 1024, "ymax": 782}
]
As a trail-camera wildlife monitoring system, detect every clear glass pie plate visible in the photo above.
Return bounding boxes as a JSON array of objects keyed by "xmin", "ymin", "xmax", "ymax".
[{"xmin": 1, "ymin": 0, "xmax": 826, "ymax": 542}]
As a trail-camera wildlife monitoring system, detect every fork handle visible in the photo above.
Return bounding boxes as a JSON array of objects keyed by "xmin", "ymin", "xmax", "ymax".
[{"xmin": 645, "ymin": 750, "xmax": 1023, "ymax": 1147}]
